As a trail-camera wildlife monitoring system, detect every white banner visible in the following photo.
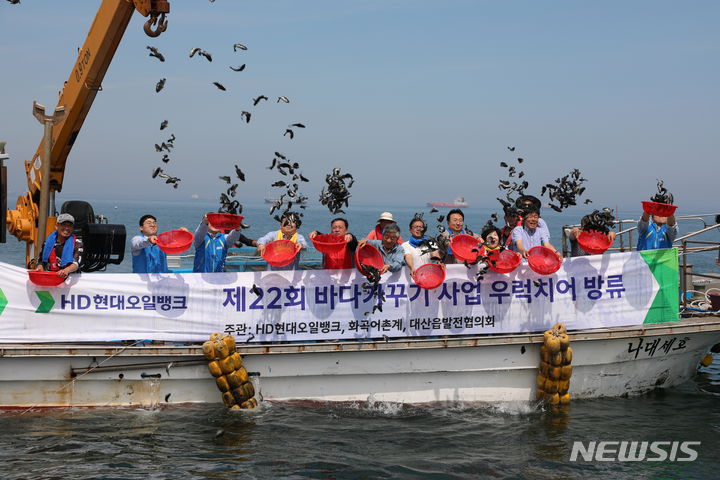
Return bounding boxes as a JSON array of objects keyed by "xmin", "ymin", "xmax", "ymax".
[{"xmin": 0, "ymin": 251, "xmax": 674, "ymax": 343}]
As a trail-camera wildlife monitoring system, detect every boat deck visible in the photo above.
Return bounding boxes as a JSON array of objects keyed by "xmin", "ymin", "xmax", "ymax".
[{"xmin": 168, "ymin": 246, "xmax": 324, "ymax": 272}]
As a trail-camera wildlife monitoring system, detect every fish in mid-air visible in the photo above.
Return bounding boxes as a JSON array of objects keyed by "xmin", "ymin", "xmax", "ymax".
[{"xmin": 146, "ymin": 46, "xmax": 165, "ymax": 62}]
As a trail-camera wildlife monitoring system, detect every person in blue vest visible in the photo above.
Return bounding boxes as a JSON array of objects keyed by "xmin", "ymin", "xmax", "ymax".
[
  {"xmin": 35, "ymin": 213, "xmax": 83, "ymax": 278},
  {"xmin": 193, "ymin": 214, "xmax": 244, "ymax": 272},
  {"xmin": 637, "ymin": 211, "xmax": 678, "ymax": 251},
  {"xmin": 131, "ymin": 214, "xmax": 170, "ymax": 273}
]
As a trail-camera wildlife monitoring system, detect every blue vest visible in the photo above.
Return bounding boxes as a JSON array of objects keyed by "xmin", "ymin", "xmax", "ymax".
[
  {"xmin": 193, "ymin": 233, "xmax": 229, "ymax": 272},
  {"xmin": 637, "ymin": 221, "xmax": 671, "ymax": 251},
  {"xmin": 132, "ymin": 241, "xmax": 168, "ymax": 273}
]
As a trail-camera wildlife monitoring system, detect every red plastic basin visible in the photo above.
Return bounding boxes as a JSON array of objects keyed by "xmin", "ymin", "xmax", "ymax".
[
  {"xmin": 577, "ymin": 230, "xmax": 613, "ymax": 255},
  {"xmin": 413, "ymin": 263, "xmax": 446, "ymax": 290},
  {"xmin": 207, "ymin": 213, "xmax": 243, "ymax": 231},
  {"xmin": 28, "ymin": 270, "xmax": 66, "ymax": 287},
  {"xmin": 312, "ymin": 234, "xmax": 347, "ymax": 254},
  {"xmin": 450, "ymin": 234, "xmax": 481, "ymax": 263},
  {"xmin": 487, "ymin": 249, "xmax": 521, "ymax": 274},
  {"xmin": 262, "ymin": 239, "xmax": 298, "ymax": 267},
  {"xmin": 156, "ymin": 230, "xmax": 194, "ymax": 255},
  {"xmin": 642, "ymin": 201, "xmax": 678, "ymax": 217},
  {"xmin": 355, "ymin": 244, "xmax": 384, "ymax": 276},
  {"xmin": 528, "ymin": 246, "xmax": 562, "ymax": 275}
]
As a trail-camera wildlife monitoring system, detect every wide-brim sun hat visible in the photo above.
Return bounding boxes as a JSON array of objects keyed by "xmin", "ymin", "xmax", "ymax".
[{"xmin": 377, "ymin": 212, "xmax": 395, "ymax": 222}]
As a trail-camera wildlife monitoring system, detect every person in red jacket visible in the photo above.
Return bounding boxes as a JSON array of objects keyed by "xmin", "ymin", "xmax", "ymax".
[
  {"xmin": 363, "ymin": 212, "xmax": 403, "ymax": 244},
  {"xmin": 309, "ymin": 218, "xmax": 358, "ymax": 269}
]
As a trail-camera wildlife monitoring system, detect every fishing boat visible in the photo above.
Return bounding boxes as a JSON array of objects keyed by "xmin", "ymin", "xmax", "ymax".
[
  {"xmin": 2, "ymin": 237, "xmax": 720, "ymax": 408},
  {"xmin": 1, "ymin": 3, "xmax": 719, "ymax": 410},
  {"xmin": 1, "ymin": 317, "xmax": 718, "ymax": 408},
  {"xmin": 264, "ymin": 196, "xmax": 307, "ymax": 205},
  {"xmin": 427, "ymin": 196, "xmax": 469, "ymax": 208}
]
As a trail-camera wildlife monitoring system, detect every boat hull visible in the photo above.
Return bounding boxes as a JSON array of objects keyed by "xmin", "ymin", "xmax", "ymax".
[{"xmin": 1, "ymin": 318, "xmax": 718, "ymax": 408}]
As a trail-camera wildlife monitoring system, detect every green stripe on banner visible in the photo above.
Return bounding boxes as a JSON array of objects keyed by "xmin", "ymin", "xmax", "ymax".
[
  {"xmin": 35, "ymin": 291, "xmax": 56, "ymax": 314},
  {"xmin": 640, "ymin": 247, "xmax": 679, "ymax": 324},
  {"xmin": 0, "ymin": 288, "xmax": 7, "ymax": 316}
]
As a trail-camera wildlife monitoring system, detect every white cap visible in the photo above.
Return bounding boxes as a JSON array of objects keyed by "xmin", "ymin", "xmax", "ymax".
[{"xmin": 377, "ymin": 212, "xmax": 395, "ymax": 222}]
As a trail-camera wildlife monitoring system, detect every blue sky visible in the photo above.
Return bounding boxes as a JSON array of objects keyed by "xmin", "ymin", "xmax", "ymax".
[{"xmin": 1, "ymin": 0, "xmax": 718, "ymax": 212}]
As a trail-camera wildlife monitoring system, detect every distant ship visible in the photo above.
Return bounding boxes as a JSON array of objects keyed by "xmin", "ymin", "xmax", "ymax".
[
  {"xmin": 427, "ymin": 196, "xmax": 469, "ymax": 208},
  {"xmin": 264, "ymin": 196, "xmax": 308, "ymax": 204}
]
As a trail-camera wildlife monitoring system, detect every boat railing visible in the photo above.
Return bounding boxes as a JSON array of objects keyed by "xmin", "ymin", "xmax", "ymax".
[
  {"xmin": 561, "ymin": 213, "xmax": 720, "ymax": 257},
  {"xmin": 561, "ymin": 213, "xmax": 720, "ymax": 313},
  {"xmin": 168, "ymin": 246, "xmax": 324, "ymax": 272}
]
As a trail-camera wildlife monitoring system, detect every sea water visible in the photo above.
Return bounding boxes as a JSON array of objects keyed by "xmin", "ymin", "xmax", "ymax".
[
  {"xmin": 1, "ymin": 201, "xmax": 719, "ymax": 479},
  {"xmin": 0, "ymin": 371, "xmax": 719, "ymax": 479}
]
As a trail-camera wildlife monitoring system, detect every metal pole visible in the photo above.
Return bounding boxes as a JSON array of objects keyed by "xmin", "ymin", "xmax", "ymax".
[
  {"xmin": 0, "ymin": 141, "xmax": 7, "ymax": 244},
  {"xmin": 682, "ymin": 240, "xmax": 688, "ymax": 311},
  {"xmin": 32, "ymin": 102, "xmax": 65, "ymax": 260}
]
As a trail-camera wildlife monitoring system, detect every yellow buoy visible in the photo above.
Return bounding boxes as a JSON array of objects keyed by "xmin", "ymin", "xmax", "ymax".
[
  {"xmin": 552, "ymin": 322, "xmax": 567, "ymax": 334},
  {"xmin": 544, "ymin": 378, "xmax": 558, "ymax": 394},
  {"xmin": 219, "ymin": 355, "xmax": 235, "ymax": 375},
  {"xmin": 215, "ymin": 375, "xmax": 231, "ymax": 392},
  {"xmin": 243, "ymin": 381, "xmax": 255, "ymax": 398},
  {"xmin": 558, "ymin": 333, "xmax": 570, "ymax": 351},
  {"xmin": 210, "ymin": 332, "xmax": 223, "ymax": 342},
  {"xmin": 207, "ymin": 360, "xmax": 223, "ymax": 378},
  {"xmin": 558, "ymin": 379, "xmax": 570, "ymax": 394},
  {"xmin": 700, "ymin": 354, "xmax": 714, "ymax": 367},
  {"xmin": 231, "ymin": 352, "xmax": 243, "ymax": 371},
  {"xmin": 237, "ymin": 366, "xmax": 249, "ymax": 383},
  {"xmin": 537, "ymin": 323, "xmax": 571, "ymax": 405},
  {"xmin": 202, "ymin": 341, "xmax": 216, "ymax": 360},
  {"xmin": 559, "ymin": 393, "xmax": 571, "ymax": 405},
  {"xmin": 214, "ymin": 339, "xmax": 230, "ymax": 359},
  {"xmin": 544, "ymin": 331, "xmax": 561, "ymax": 353},
  {"xmin": 223, "ymin": 334, "xmax": 236, "ymax": 353},
  {"xmin": 550, "ymin": 352, "xmax": 563, "ymax": 367},
  {"xmin": 222, "ymin": 391, "xmax": 236, "ymax": 407},
  {"xmin": 231, "ymin": 386, "xmax": 250, "ymax": 404},
  {"xmin": 227, "ymin": 371, "xmax": 242, "ymax": 389},
  {"xmin": 540, "ymin": 345, "xmax": 550, "ymax": 363}
]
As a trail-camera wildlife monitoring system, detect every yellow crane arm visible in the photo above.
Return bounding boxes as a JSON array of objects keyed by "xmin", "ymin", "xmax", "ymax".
[{"xmin": 6, "ymin": 0, "xmax": 170, "ymax": 267}]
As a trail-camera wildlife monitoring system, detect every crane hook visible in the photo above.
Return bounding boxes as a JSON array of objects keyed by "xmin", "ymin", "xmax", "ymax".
[{"xmin": 143, "ymin": 13, "xmax": 168, "ymax": 38}]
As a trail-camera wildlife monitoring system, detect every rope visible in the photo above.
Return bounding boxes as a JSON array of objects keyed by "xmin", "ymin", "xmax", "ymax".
[
  {"xmin": 681, "ymin": 288, "xmax": 720, "ymax": 312},
  {"xmin": 19, "ymin": 340, "xmax": 145, "ymax": 415}
]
